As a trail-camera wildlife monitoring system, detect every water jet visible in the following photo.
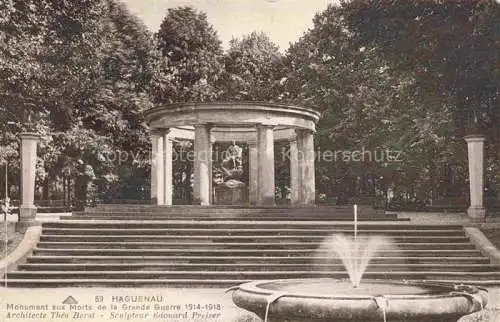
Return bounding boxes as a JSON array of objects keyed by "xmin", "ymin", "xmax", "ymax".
[{"xmin": 231, "ymin": 205, "xmax": 487, "ymax": 321}]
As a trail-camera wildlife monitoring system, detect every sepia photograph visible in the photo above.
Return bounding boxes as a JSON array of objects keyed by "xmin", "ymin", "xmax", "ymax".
[{"xmin": 1, "ymin": 0, "xmax": 499, "ymax": 321}]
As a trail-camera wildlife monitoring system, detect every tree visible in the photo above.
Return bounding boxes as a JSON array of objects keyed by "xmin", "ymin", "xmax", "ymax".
[
  {"xmin": 283, "ymin": 3, "xmax": 463, "ymax": 203},
  {"xmin": 0, "ymin": 0, "xmax": 108, "ymax": 202},
  {"xmin": 341, "ymin": 0, "xmax": 500, "ymax": 200},
  {"xmin": 151, "ymin": 6, "xmax": 224, "ymax": 103},
  {"xmin": 341, "ymin": 0, "xmax": 500, "ymax": 136},
  {"xmin": 222, "ymin": 31, "xmax": 285, "ymax": 101},
  {"xmin": 0, "ymin": 0, "xmax": 159, "ymax": 204},
  {"xmin": 89, "ymin": 0, "xmax": 157, "ymax": 201},
  {"xmin": 0, "ymin": 0, "xmax": 51, "ymax": 128}
]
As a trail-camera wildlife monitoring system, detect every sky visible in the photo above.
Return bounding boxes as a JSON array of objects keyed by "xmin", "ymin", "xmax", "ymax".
[{"xmin": 121, "ymin": 0, "xmax": 338, "ymax": 51}]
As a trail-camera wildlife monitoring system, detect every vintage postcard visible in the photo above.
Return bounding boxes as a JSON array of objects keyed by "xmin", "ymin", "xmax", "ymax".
[{"xmin": 1, "ymin": 0, "xmax": 499, "ymax": 321}]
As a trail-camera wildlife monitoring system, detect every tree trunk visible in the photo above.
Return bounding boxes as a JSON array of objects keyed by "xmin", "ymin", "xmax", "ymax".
[
  {"xmin": 74, "ymin": 175, "xmax": 88, "ymax": 210},
  {"xmin": 42, "ymin": 177, "xmax": 50, "ymax": 201},
  {"xmin": 63, "ymin": 177, "xmax": 67, "ymax": 206}
]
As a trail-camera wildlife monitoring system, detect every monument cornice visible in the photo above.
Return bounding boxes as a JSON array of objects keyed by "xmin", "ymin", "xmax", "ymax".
[
  {"xmin": 144, "ymin": 101, "xmax": 320, "ymax": 125},
  {"xmin": 145, "ymin": 102, "xmax": 321, "ymax": 142}
]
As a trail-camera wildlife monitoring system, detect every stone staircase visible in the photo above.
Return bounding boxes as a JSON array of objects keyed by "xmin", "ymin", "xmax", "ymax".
[{"xmin": 3, "ymin": 205, "xmax": 499, "ymax": 287}]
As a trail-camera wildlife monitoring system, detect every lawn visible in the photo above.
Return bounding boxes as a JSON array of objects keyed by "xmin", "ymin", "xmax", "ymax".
[{"xmin": 481, "ymin": 227, "xmax": 500, "ymax": 249}]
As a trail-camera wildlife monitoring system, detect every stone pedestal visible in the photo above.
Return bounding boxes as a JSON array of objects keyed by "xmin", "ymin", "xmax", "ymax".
[
  {"xmin": 18, "ymin": 132, "xmax": 39, "ymax": 229},
  {"xmin": 193, "ymin": 125, "xmax": 212, "ymax": 205},
  {"xmin": 248, "ymin": 142, "xmax": 258, "ymax": 205},
  {"xmin": 257, "ymin": 125, "xmax": 275, "ymax": 205},
  {"xmin": 465, "ymin": 135, "xmax": 486, "ymax": 219},
  {"xmin": 214, "ymin": 184, "xmax": 247, "ymax": 205}
]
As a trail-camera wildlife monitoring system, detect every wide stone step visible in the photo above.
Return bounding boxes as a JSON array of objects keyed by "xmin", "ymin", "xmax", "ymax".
[
  {"xmin": 5, "ymin": 277, "xmax": 499, "ymax": 288},
  {"xmin": 34, "ymin": 241, "xmax": 477, "ymax": 251},
  {"xmin": 6, "ymin": 277, "xmax": 500, "ymax": 288},
  {"xmin": 79, "ymin": 212, "xmax": 384, "ymax": 218},
  {"xmin": 82, "ymin": 209, "xmax": 381, "ymax": 213},
  {"xmin": 62, "ymin": 215, "xmax": 402, "ymax": 221},
  {"xmin": 84, "ymin": 205, "xmax": 382, "ymax": 214},
  {"xmin": 39, "ymin": 228, "xmax": 466, "ymax": 236},
  {"xmin": 26, "ymin": 255, "xmax": 491, "ymax": 264},
  {"xmin": 43, "ymin": 221, "xmax": 455, "ymax": 229},
  {"xmin": 31, "ymin": 247, "xmax": 482, "ymax": 257},
  {"xmin": 38, "ymin": 234, "xmax": 472, "ymax": 243},
  {"xmin": 78, "ymin": 208, "xmax": 385, "ymax": 213},
  {"xmin": 17, "ymin": 263, "xmax": 498, "ymax": 272},
  {"xmin": 9, "ymin": 204, "xmax": 496, "ymax": 288},
  {"xmin": 7, "ymin": 270, "xmax": 500, "ymax": 280},
  {"xmin": 78, "ymin": 213, "xmax": 386, "ymax": 219},
  {"xmin": 1, "ymin": 278, "xmax": 250, "ymax": 287}
]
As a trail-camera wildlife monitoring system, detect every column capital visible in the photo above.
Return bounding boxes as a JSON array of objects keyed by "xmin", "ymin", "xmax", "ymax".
[
  {"xmin": 162, "ymin": 132, "xmax": 175, "ymax": 143},
  {"xmin": 150, "ymin": 128, "xmax": 170, "ymax": 136},
  {"xmin": 256, "ymin": 123, "xmax": 275, "ymax": 130},
  {"xmin": 193, "ymin": 123, "xmax": 214, "ymax": 131},
  {"xmin": 464, "ymin": 134, "xmax": 486, "ymax": 143},
  {"xmin": 295, "ymin": 128, "xmax": 314, "ymax": 136},
  {"xmin": 19, "ymin": 132, "xmax": 40, "ymax": 141}
]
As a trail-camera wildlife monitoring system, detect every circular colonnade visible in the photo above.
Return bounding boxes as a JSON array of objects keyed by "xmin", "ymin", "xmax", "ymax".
[{"xmin": 144, "ymin": 102, "xmax": 321, "ymax": 206}]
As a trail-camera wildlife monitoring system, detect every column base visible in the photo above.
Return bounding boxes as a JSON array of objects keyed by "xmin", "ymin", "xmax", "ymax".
[
  {"xmin": 257, "ymin": 197, "xmax": 275, "ymax": 206},
  {"xmin": 19, "ymin": 205, "xmax": 37, "ymax": 222},
  {"xmin": 467, "ymin": 206, "xmax": 486, "ymax": 219},
  {"xmin": 16, "ymin": 205, "xmax": 39, "ymax": 232},
  {"xmin": 248, "ymin": 195, "xmax": 259, "ymax": 206},
  {"xmin": 192, "ymin": 198, "xmax": 210, "ymax": 206}
]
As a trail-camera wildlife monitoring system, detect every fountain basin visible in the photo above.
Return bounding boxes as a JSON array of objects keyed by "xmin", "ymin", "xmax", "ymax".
[{"xmin": 231, "ymin": 278, "xmax": 487, "ymax": 322}]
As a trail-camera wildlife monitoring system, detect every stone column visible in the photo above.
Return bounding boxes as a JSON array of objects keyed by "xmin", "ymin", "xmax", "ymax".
[
  {"xmin": 290, "ymin": 139, "xmax": 301, "ymax": 205},
  {"xmin": 465, "ymin": 134, "xmax": 486, "ymax": 219},
  {"xmin": 152, "ymin": 131, "xmax": 165, "ymax": 205},
  {"xmin": 297, "ymin": 129, "xmax": 316, "ymax": 205},
  {"xmin": 257, "ymin": 124, "xmax": 275, "ymax": 205},
  {"xmin": 150, "ymin": 132, "xmax": 158, "ymax": 204},
  {"xmin": 209, "ymin": 139, "xmax": 215, "ymax": 204},
  {"xmin": 163, "ymin": 131, "xmax": 173, "ymax": 206},
  {"xmin": 18, "ymin": 132, "xmax": 40, "ymax": 228},
  {"xmin": 248, "ymin": 141, "xmax": 259, "ymax": 205},
  {"xmin": 193, "ymin": 124, "xmax": 212, "ymax": 205}
]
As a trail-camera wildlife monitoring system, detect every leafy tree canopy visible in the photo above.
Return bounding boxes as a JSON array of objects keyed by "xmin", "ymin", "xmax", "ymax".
[
  {"xmin": 341, "ymin": 0, "xmax": 500, "ymax": 137},
  {"xmin": 151, "ymin": 6, "xmax": 224, "ymax": 103},
  {"xmin": 222, "ymin": 31, "xmax": 285, "ymax": 101}
]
